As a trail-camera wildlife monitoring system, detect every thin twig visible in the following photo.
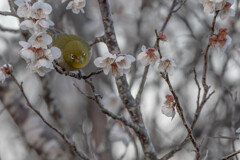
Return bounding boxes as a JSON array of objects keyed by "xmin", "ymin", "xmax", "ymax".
[
  {"xmin": 136, "ymin": 0, "xmax": 182, "ymax": 108},
  {"xmin": 136, "ymin": 65, "xmax": 150, "ymax": 105},
  {"xmin": 163, "ymin": 73, "xmax": 200, "ymax": 159},
  {"xmin": 211, "ymin": 135, "xmax": 238, "ymax": 140},
  {"xmin": 161, "ymin": 11, "xmax": 219, "ymax": 160},
  {"xmin": 54, "ymin": 62, "xmax": 103, "ymax": 80},
  {"xmin": 191, "ymin": 11, "xmax": 218, "ymax": 129},
  {"xmin": 0, "ymin": 11, "xmax": 18, "ymax": 18},
  {"xmin": 10, "ymin": 73, "xmax": 89, "ymax": 160},
  {"xmin": 154, "ymin": 29, "xmax": 162, "ymax": 58},
  {"xmin": 219, "ymin": 150, "xmax": 240, "ymax": 160},
  {"xmin": 193, "ymin": 68, "xmax": 201, "ymax": 110},
  {"xmin": 89, "ymin": 35, "xmax": 105, "ymax": 47},
  {"xmin": 80, "ymin": 79, "xmax": 141, "ymax": 133},
  {"xmin": 161, "ymin": 0, "xmax": 178, "ymax": 32}
]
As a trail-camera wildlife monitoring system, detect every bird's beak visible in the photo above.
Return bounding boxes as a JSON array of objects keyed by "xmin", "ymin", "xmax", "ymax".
[{"xmin": 78, "ymin": 57, "xmax": 83, "ymax": 63}]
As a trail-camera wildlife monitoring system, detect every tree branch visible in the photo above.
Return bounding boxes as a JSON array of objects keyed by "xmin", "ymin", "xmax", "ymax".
[
  {"xmin": 10, "ymin": 73, "xmax": 89, "ymax": 160},
  {"xmin": 97, "ymin": 0, "xmax": 158, "ymax": 159}
]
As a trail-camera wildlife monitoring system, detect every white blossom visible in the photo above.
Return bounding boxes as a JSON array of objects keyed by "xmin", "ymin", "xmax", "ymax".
[
  {"xmin": 158, "ymin": 57, "xmax": 176, "ymax": 74},
  {"xmin": 137, "ymin": 45, "xmax": 158, "ymax": 66},
  {"xmin": 94, "ymin": 52, "xmax": 116, "ymax": 75},
  {"xmin": 209, "ymin": 28, "xmax": 232, "ymax": 52},
  {"xmin": 14, "ymin": 0, "xmax": 32, "ymax": 18},
  {"xmin": 114, "ymin": 54, "xmax": 135, "ymax": 76},
  {"xmin": 31, "ymin": 1, "xmax": 52, "ymax": 19},
  {"xmin": 28, "ymin": 32, "xmax": 52, "ymax": 49},
  {"xmin": 203, "ymin": 0, "xmax": 226, "ymax": 13},
  {"xmin": 19, "ymin": 41, "xmax": 36, "ymax": 63},
  {"xmin": 221, "ymin": 35, "xmax": 232, "ymax": 52},
  {"xmin": 66, "ymin": 0, "xmax": 86, "ymax": 14},
  {"xmin": 20, "ymin": 19, "xmax": 54, "ymax": 34},
  {"xmin": 219, "ymin": 0, "xmax": 235, "ymax": 20},
  {"xmin": 161, "ymin": 105, "xmax": 175, "ymax": 120},
  {"xmin": 0, "ymin": 64, "xmax": 13, "ymax": 83},
  {"xmin": 28, "ymin": 59, "xmax": 53, "ymax": 77},
  {"xmin": 161, "ymin": 94, "xmax": 176, "ymax": 120},
  {"xmin": 44, "ymin": 47, "xmax": 61, "ymax": 62}
]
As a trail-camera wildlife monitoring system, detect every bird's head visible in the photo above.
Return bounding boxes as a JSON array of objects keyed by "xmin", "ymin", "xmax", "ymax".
[{"xmin": 63, "ymin": 40, "xmax": 90, "ymax": 69}]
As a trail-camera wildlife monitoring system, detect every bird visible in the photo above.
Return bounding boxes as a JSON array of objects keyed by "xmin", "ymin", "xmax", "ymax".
[{"xmin": 48, "ymin": 29, "xmax": 91, "ymax": 71}]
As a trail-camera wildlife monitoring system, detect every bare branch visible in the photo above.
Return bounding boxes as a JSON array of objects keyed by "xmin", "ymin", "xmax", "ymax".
[
  {"xmin": 136, "ymin": 65, "xmax": 150, "ymax": 105},
  {"xmin": 193, "ymin": 68, "xmax": 201, "ymax": 109},
  {"xmin": 0, "ymin": 11, "xmax": 18, "ymax": 18},
  {"xmin": 162, "ymin": 73, "xmax": 200, "ymax": 159},
  {"xmin": 219, "ymin": 150, "xmax": 240, "ymax": 160},
  {"xmin": 54, "ymin": 62, "xmax": 103, "ymax": 80},
  {"xmin": 96, "ymin": 1, "xmax": 160, "ymax": 159},
  {"xmin": 89, "ymin": 35, "xmax": 105, "ymax": 46},
  {"xmin": 76, "ymin": 80, "xmax": 141, "ymax": 134},
  {"xmin": 10, "ymin": 73, "xmax": 89, "ymax": 160}
]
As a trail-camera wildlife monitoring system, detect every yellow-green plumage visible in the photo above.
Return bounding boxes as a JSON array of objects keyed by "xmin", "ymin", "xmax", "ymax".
[{"xmin": 49, "ymin": 31, "xmax": 91, "ymax": 71}]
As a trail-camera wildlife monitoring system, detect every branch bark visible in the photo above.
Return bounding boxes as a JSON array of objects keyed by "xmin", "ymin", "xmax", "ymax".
[{"xmin": 97, "ymin": 0, "xmax": 158, "ymax": 159}]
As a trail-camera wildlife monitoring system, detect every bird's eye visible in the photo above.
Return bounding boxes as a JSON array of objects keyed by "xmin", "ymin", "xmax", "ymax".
[
  {"xmin": 82, "ymin": 51, "xmax": 86, "ymax": 57},
  {"xmin": 70, "ymin": 54, "xmax": 75, "ymax": 60}
]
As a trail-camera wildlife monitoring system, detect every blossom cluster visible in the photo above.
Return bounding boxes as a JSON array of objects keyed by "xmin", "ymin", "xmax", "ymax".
[
  {"xmin": 62, "ymin": 0, "xmax": 86, "ymax": 14},
  {"xmin": 16, "ymin": 0, "xmax": 61, "ymax": 76},
  {"xmin": 209, "ymin": 28, "xmax": 232, "ymax": 52},
  {"xmin": 203, "ymin": 0, "xmax": 234, "ymax": 52},
  {"xmin": 137, "ymin": 33, "xmax": 176, "ymax": 74},
  {"xmin": 203, "ymin": 0, "xmax": 235, "ymax": 19},
  {"xmin": 0, "ymin": 64, "xmax": 13, "ymax": 83},
  {"xmin": 94, "ymin": 52, "xmax": 135, "ymax": 76},
  {"xmin": 161, "ymin": 94, "xmax": 176, "ymax": 119}
]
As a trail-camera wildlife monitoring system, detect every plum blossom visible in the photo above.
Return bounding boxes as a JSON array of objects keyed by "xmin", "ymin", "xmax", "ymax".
[
  {"xmin": 19, "ymin": 41, "xmax": 36, "ymax": 63},
  {"xmin": 94, "ymin": 52, "xmax": 135, "ymax": 76},
  {"xmin": 158, "ymin": 57, "xmax": 176, "ymax": 74},
  {"xmin": 27, "ymin": 47, "xmax": 61, "ymax": 76},
  {"xmin": 19, "ymin": 40, "xmax": 61, "ymax": 76},
  {"xmin": 94, "ymin": 52, "xmax": 116, "ymax": 75},
  {"xmin": 0, "ymin": 64, "xmax": 13, "ymax": 83},
  {"xmin": 30, "ymin": 59, "xmax": 54, "ymax": 77},
  {"xmin": 158, "ymin": 32, "xmax": 167, "ymax": 41},
  {"xmin": 161, "ymin": 94, "xmax": 176, "ymax": 120},
  {"xmin": 203, "ymin": 0, "xmax": 226, "ymax": 13},
  {"xmin": 209, "ymin": 28, "xmax": 232, "ymax": 52},
  {"xmin": 20, "ymin": 19, "xmax": 54, "ymax": 34},
  {"xmin": 137, "ymin": 45, "xmax": 158, "ymax": 66},
  {"xmin": 17, "ymin": 1, "xmax": 61, "ymax": 77},
  {"xmin": 114, "ymin": 54, "xmax": 135, "ymax": 76},
  {"xmin": 28, "ymin": 32, "xmax": 52, "ymax": 49},
  {"xmin": 66, "ymin": 0, "xmax": 86, "ymax": 14},
  {"xmin": 14, "ymin": 0, "xmax": 33, "ymax": 18},
  {"xmin": 31, "ymin": 1, "xmax": 52, "ymax": 19},
  {"xmin": 219, "ymin": 0, "xmax": 235, "ymax": 19}
]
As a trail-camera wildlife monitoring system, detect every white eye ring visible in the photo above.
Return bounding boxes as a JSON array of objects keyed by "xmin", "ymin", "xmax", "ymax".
[
  {"xmin": 70, "ymin": 54, "xmax": 74, "ymax": 60},
  {"xmin": 83, "ymin": 51, "xmax": 86, "ymax": 57}
]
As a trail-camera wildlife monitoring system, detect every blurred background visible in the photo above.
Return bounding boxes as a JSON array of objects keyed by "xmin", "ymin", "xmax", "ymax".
[{"xmin": 0, "ymin": 0, "xmax": 240, "ymax": 159}]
